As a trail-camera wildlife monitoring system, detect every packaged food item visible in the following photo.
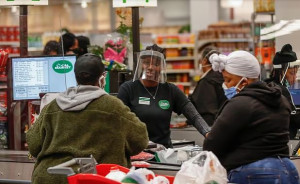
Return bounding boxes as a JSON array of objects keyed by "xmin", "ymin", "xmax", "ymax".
[
  {"xmin": 131, "ymin": 151, "xmax": 154, "ymax": 161},
  {"xmin": 131, "ymin": 161, "xmax": 151, "ymax": 168},
  {"xmin": 254, "ymin": 0, "xmax": 275, "ymax": 12},
  {"xmin": 0, "ymin": 49, "xmax": 8, "ymax": 76}
]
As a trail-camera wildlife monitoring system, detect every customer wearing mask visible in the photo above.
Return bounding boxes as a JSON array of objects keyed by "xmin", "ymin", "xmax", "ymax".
[
  {"xmin": 266, "ymin": 44, "xmax": 300, "ymax": 139},
  {"xmin": 27, "ymin": 53, "xmax": 148, "ymax": 184},
  {"xmin": 189, "ymin": 47, "xmax": 226, "ymax": 126},
  {"xmin": 203, "ymin": 50, "xmax": 299, "ymax": 183},
  {"xmin": 117, "ymin": 44, "xmax": 211, "ymax": 148},
  {"xmin": 59, "ymin": 32, "xmax": 79, "ymax": 55}
]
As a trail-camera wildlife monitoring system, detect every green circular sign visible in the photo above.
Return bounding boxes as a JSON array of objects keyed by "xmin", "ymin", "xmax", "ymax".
[
  {"xmin": 159, "ymin": 100, "xmax": 170, "ymax": 110},
  {"xmin": 52, "ymin": 60, "xmax": 73, "ymax": 74}
]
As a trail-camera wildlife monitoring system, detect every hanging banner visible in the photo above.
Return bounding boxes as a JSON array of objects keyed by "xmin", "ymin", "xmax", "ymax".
[
  {"xmin": 113, "ymin": 0, "xmax": 157, "ymax": 7},
  {"xmin": 0, "ymin": 0, "xmax": 48, "ymax": 6}
]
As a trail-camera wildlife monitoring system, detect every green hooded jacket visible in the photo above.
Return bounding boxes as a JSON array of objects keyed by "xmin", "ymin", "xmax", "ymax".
[{"xmin": 26, "ymin": 85, "xmax": 149, "ymax": 184}]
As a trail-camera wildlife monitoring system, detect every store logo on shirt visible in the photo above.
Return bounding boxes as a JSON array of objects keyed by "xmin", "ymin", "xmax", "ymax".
[
  {"xmin": 52, "ymin": 60, "xmax": 73, "ymax": 74},
  {"xmin": 159, "ymin": 100, "xmax": 170, "ymax": 110},
  {"xmin": 139, "ymin": 97, "xmax": 150, "ymax": 105}
]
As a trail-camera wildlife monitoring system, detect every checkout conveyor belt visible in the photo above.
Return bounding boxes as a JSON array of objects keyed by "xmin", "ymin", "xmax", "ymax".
[
  {"xmin": 147, "ymin": 161, "xmax": 181, "ymax": 171},
  {"xmin": 0, "ymin": 150, "xmax": 34, "ymax": 183}
]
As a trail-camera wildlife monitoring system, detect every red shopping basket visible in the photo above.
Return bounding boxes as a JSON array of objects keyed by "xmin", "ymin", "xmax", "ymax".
[
  {"xmin": 48, "ymin": 157, "xmax": 174, "ymax": 184},
  {"xmin": 95, "ymin": 164, "xmax": 174, "ymax": 184},
  {"xmin": 67, "ymin": 173, "xmax": 122, "ymax": 184}
]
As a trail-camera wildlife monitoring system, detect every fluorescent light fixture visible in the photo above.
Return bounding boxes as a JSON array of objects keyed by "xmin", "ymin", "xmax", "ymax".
[
  {"xmin": 81, "ymin": 1, "xmax": 87, "ymax": 8},
  {"xmin": 261, "ymin": 20, "xmax": 300, "ymax": 40},
  {"xmin": 221, "ymin": 0, "xmax": 243, "ymax": 8},
  {"xmin": 260, "ymin": 20, "xmax": 289, "ymax": 35},
  {"xmin": 11, "ymin": 6, "xmax": 17, "ymax": 13}
]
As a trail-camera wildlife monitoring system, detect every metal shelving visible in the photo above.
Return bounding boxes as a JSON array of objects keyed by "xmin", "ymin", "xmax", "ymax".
[
  {"xmin": 0, "ymin": 42, "xmax": 19, "ymax": 46},
  {"xmin": 165, "ymin": 69, "xmax": 193, "ymax": 74},
  {"xmin": 195, "ymin": 38, "xmax": 252, "ymax": 61},
  {"xmin": 158, "ymin": 43, "xmax": 194, "ymax": 49},
  {"xmin": 166, "ymin": 56, "xmax": 194, "ymax": 61}
]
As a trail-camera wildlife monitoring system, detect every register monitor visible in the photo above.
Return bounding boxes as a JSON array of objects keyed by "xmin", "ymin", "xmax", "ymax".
[
  {"xmin": 11, "ymin": 55, "xmax": 77, "ymax": 100},
  {"xmin": 289, "ymin": 89, "xmax": 300, "ymax": 109}
]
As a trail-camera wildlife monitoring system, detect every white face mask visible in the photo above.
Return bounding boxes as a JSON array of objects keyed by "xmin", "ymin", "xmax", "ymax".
[
  {"xmin": 99, "ymin": 74, "xmax": 106, "ymax": 89},
  {"xmin": 199, "ymin": 64, "xmax": 212, "ymax": 72}
]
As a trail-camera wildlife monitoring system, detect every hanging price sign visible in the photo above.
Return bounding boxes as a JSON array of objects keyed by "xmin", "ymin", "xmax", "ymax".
[
  {"xmin": 113, "ymin": 0, "xmax": 157, "ymax": 7},
  {"xmin": 0, "ymin": 0, "xmax": 48, "ymax": 6}
]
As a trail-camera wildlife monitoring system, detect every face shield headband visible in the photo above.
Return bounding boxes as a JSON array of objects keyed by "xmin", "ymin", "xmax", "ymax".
[
  {"xmin": 276, "ymin": 61, "xmax": 300, "ymax": 85},
  {"xmin": 133, "ymin": 50, "xmax": 167, "ymax": 83}
]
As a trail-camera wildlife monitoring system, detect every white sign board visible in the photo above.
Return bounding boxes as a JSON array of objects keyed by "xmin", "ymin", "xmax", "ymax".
[
  {"xmin": 113, "ymin": 0, "xmax": 157, "ymax": 7},
  {"xmin": 0, "ymin": 0, "xmax": 48, "ymax": 6}
]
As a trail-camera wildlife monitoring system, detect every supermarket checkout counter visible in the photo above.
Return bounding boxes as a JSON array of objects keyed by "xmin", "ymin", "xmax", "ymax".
[
  {"xmin": 171, "ymin": 126, "xmax": 205, "ymax": 146},
  {"xmin": 0, "ymin": 141, "xmax": 191, "ymax": 183},
  {"xmin": 0, "ymin": 150, "xmax": 33, "ymax": 183},
  {"xmin": 2, "ymin": 141, "xmax": 300, "ymax": 183}
]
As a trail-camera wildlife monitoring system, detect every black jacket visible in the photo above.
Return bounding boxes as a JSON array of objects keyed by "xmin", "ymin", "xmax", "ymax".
[
  {"xmin": 190, "ymin": 70, "xmax": 227, "ymax": 126},
  {"xmin": 265, "ymin": 78, "xmax": 300, "ymax": 139},
  {"xmin": 203, "ymin": 81, "xmax": 291, "ymax": 171}
]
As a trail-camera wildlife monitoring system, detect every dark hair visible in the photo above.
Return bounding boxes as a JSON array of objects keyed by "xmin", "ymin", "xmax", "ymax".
[
  {"xmin": 77, "ymin": 35, "xmax": 91, "ymax": 56},
  {"xmin": 43, "ymin": 40, "xmax": 62, "ymax": 55},
  {"xmin": 145, "ymin": 44, "xmax": 166, "ymax": 58},
  {"xmin": 201, "ymin": 46, "xmax": 219, "ymax": 60},
  {"xmin": 76, "ymin": 73, "xmax": 99, "ymax": 85},
  {"xmin": 59, "ymin": 32, "xmax": 77, "ymax": 54},
  {"xmin": 75, "ymin": 54, "xmax": 105, "ymax": 85}
]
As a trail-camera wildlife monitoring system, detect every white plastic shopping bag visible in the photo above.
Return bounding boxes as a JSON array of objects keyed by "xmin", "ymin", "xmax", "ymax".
[
  {"xmin": 174, "ymin": 151, "xmax": 228, "ymax": 184},
  {"xmin": 155, "ymin": 148, "xmax": 178, "ymax": 164}
]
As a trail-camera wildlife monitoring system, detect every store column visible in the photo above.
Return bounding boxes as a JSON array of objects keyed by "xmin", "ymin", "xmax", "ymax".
[{"xmin": 189, "ymin": 0, "xmax": 219, "ymax": 33}]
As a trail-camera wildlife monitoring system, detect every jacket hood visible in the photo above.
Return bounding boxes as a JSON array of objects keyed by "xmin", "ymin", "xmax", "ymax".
[
  {"xmin": 56, "ymin": 85, "xmax": 107, "ymax": 111},
  {"xmin": 235, "ymin": 81, "xmax": 283, "ymax": 108}
]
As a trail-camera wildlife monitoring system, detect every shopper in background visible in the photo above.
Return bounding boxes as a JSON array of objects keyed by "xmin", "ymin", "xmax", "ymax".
[
  {"xmin": 203, "ymin": 50, "xmax": 299, "ymax": 184},
  {"xmin": 189, "ymin": 47, "xmax": 226, "ymax": 126},
  {"xmin": 265, "ymin": 44, "xmax": 300, "ymax": 139},
  {"xmin": 117, "ymin": 44, "xmax": 210, "ymax": 148},
  {"xmin": 42, "ymin": 40, "xmax": 62, "ymax": 55},
  {"xmin": 27, "ymin": 53, "xmax": 148, "ymax": 184},
  {"xmin": 77, "ymin": 35, "xmax": 91, "ymax": 56},
  {"xmin": 59, "ymin": 32, "xmax": 79, "ymax": 55}
]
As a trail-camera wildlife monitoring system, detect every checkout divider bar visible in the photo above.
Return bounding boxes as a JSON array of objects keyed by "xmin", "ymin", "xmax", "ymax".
[{"xmin": 0, "ymin": 179, "xmax": 31, "ymax": 184}]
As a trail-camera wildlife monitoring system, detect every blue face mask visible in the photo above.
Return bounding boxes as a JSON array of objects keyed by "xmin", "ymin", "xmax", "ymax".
[{"xmin": 222, "ymin": 77, "xmax": 246, "ymax": 100}]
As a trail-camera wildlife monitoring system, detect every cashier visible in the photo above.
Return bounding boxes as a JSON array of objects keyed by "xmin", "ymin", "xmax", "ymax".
[
  {"xmin": 203, "ymin": 50, "xmax": 299, "ymax": 183},
  {"xmin": 189, "ymin": 47, "xmax": 227, "ymax": 126},
  {"xmin": 265, "ymin": 44, "xmax": 300, "ymax": 139},
  {"xmin": 117, "ymin": 44, "xmax": 211, "ymax": 148}
]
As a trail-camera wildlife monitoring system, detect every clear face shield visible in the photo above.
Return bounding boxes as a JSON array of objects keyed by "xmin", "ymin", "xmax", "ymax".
[
  {"xmin": 278, "ymin": 60, "xmax": 300, "ymax": 88},
  {"xmin": 133, "ymin": 50, "xmax": 167, "ymax": 83}
]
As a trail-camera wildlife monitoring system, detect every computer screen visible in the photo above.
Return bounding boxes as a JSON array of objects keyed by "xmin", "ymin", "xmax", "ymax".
[
  {"xmin": 11, "ymin": 55, "xmax": 77, "ymax": 100},
  {"xmin": 289, "ymin": 89, "xmax": 300, "ymax": 107}
]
